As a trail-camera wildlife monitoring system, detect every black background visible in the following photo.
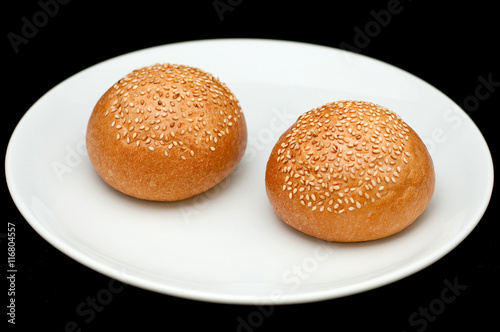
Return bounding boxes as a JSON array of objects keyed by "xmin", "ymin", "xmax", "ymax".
[{"xmin": 4, "ymin": 0, "xmax": 499, "ymax": 331}]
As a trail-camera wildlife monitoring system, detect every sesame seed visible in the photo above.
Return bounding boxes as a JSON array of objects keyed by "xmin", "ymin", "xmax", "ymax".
[
  {"xmin": 271, "ymin": 100, "xmax": 418, "ymax": 213},
  {"xmin": 102, "ymin": 63, "xmax": 242, "ymax": 157}
]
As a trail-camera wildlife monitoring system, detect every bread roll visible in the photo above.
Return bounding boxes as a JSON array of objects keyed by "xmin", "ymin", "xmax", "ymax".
[
  {"xmin": 86, "ymin": 63, "xmax": 247, "ymax": 201},
  {"xmin": 265, "ymin": 100, "xmax": 434, "ymax": 242}
]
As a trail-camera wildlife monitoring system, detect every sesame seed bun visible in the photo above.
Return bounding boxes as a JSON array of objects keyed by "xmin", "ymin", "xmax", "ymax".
[
  {"xmin": 86, "ymin": 63, "xmax": 247, "ymax": 201},
  {"xmin": 265, "ymin": 100, "xmax": 435, "ymax": 242}
]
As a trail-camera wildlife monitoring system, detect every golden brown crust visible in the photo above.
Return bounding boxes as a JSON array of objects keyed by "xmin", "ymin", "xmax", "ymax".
[
  {"xmin": 265, "ymin": 100, "xmax": 434, "ymax": 242},
  {"xmin": 86, "ymin": 63, "xmax": 247, "ymax": 201}
]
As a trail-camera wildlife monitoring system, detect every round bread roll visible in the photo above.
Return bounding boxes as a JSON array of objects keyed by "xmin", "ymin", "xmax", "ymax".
[
  {"xmin": 265, "ymin": 100, "xmax": 434, "ymax": 242},
  {"xmin": 86, "ymin": 63, "xmax": 247, "ymax": 201}
]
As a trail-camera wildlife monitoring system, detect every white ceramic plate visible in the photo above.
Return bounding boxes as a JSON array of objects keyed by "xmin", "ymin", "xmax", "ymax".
[{"xmin": 6, "ymin": 39, "xmax": 493, "ymax": 305}]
